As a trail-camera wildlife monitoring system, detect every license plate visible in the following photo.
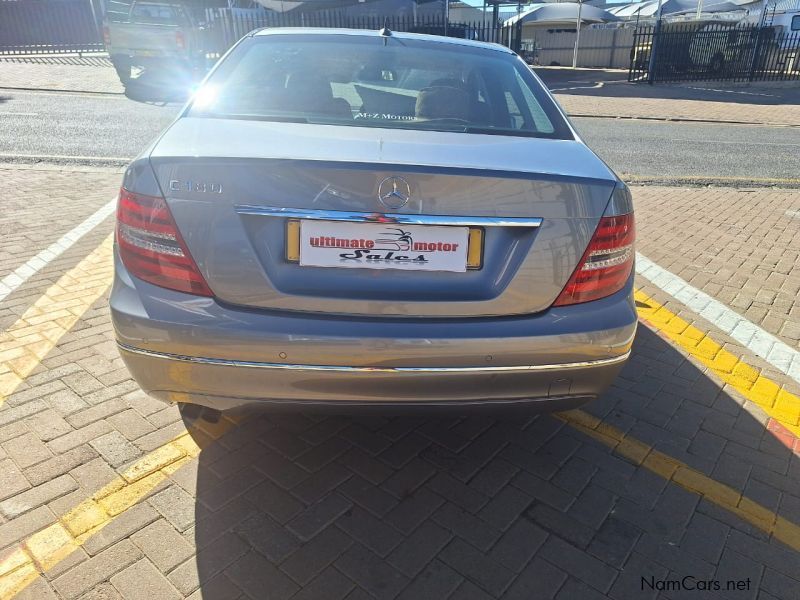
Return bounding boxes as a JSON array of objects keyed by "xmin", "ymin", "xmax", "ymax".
[{"xmin": 291, "ymin": 220, "xmax": 473, "ymax": 272}]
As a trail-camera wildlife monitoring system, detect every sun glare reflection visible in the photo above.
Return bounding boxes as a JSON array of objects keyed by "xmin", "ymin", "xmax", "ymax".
[{"xmin": 192, "ymin": 85, "xmax": 218, "ymax": 109}]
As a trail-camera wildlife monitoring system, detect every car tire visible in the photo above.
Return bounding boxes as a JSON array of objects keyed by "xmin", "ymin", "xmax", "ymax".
[
  {"xmin": 710, "ymin": 54, "xmax": 724, "ymax": 74},
  {"xmin": 110, "ymin": 54, "xmax": 131, "ymax": 86}
]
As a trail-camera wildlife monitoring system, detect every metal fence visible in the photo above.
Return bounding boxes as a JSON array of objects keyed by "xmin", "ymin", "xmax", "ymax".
[
  {"xmin": 0, "ymin": 0, "xmax": 103, "ymax": 55},
  {"xmin": 199, "ymin": 9, "xmax": 522, "ymax": 57},
  {"xmin": 629, "ymin": 23, "xmax": 800, "ymax": 83}
]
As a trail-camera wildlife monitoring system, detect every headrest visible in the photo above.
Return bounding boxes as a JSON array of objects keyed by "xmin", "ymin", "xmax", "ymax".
[
  {"xmin": 285, "ymin": 72, "xmax": 334, "ymax": 100},
  {"xmin": 415, "ymin": 86, "xmax": 470, "ymax": 121}
]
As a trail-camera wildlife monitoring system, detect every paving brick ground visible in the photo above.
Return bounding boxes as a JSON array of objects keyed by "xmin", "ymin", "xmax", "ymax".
[
  {"xmin": 634, "ymin": 186, "xmax": 800, "ymax": 352},
  {"xmin": 0, "ymin": 165, "xmax": 122, "ymax": 287},
  {"xmin": 0, "ymin": 166, "xmax": 799, "ymax": 599},
  {"xmin": 555, "ymin": 93, "xmax": 800, "ymax": 128},
  {"xmin": 536, "ymin": 68, "xmax": 800, "ymax": 127}
]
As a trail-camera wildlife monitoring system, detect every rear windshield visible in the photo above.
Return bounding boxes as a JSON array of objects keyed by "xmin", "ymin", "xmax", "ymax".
[
  {"xmin": 187, "ymin": 33, "xmax": 572, "ymax": 139},
  {"xmin": 130, "ymin": 3, "xmax": 185, "ymax": 25}
]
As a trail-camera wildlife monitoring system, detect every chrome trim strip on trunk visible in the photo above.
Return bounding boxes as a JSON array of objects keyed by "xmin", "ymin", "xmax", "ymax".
[
  {"xmin": 234, "ymin": 206, "xmax": 543, "ymax": 228},
  {"xmin": 117, "ymin": 343, "xmax": 629, "ymax": 372}
]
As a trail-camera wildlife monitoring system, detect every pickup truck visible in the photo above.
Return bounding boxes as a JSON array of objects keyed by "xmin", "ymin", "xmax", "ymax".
[{"xmin": 104, "ymin": 1, "xmax": 207, "ymax": 86}]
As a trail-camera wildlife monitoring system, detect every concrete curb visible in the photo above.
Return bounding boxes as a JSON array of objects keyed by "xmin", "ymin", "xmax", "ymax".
[
  {"xmin": 623, "ymin": 174, "xmax": 800, "ymax": 189},
  {"xmin": 0, "ymin": 85, "xmax": 125, "ymax": 96},
  {"xmin": 569, "ymin": 113, "xmax": 799, "ymax": 128}
]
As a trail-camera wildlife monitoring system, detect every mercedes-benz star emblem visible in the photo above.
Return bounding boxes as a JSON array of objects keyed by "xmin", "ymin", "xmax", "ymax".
[{"xmin": 377, "ymin": 176, "xmax": 411, "ymax": 210}]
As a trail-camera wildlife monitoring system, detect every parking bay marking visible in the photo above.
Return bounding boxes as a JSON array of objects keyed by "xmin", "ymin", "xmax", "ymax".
[
  {"xmin": 558, "ymin": 408, "xmax": 800, "ymax": 550},
  {"xmin": 0, "ymin": 234, "xmax": 114, "ymax": 405},
  {"xmin": 0, "ymin": 413, "xmax": 239, "ymax": 599},
  {"xmin": 634, "ymin": 288, "xmax": 800, "ymax": 448},
  {"xmin": 0, "ymin": 197, "xmax": 115, "ymax": 304},
  {"xmin": 636, "ymin": 252, "xmax": 800, "ymax": 387}
]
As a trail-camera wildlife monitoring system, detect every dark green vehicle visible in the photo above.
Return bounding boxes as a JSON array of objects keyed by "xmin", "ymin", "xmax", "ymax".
[{"xmin": 630, "ymin": 21, "xmax": 711, "ymax": 74}]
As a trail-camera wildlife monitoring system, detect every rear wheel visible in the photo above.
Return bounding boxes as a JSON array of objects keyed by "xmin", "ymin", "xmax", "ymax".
[
  {"xmin": 709, "ymin": 53, "xmax": 724, "ymax": 74},
  {"xmin": 110, "ymin": 54, "xmax": 131, "ymax": 86}
]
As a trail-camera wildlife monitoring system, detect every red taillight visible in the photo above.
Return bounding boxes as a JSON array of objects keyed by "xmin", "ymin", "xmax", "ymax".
[
  {"xmin": 553, "ymin": 213, "xmax": 635, "ymax": 307},
  {"xmin": 175, "ymin": 30, "xmax": 185, "ymax": 49},
  {"xmin": 116, "ymin": 189, "xmax": 213, "ymax": 297}
]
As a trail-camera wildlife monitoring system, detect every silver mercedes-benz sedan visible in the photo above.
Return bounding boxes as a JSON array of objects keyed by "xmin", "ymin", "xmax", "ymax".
[{"xmin": 111, "ymin": 28, "xmax": 637, "ymax": 412}]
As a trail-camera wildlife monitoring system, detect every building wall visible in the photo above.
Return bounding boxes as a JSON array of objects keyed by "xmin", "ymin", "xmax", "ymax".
[{"xmin": 523, "ymin": 26, "xmax": 636, "ymax": 68}]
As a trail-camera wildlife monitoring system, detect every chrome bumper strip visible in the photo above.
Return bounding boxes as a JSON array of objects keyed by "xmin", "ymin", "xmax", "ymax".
[
  {"xmin": 118, "ymin": 343, "xmax": 629, "ymax": 373},
  {"xmin": 234, "ymin": 206, "xmax": 543, "ymax": 228}
]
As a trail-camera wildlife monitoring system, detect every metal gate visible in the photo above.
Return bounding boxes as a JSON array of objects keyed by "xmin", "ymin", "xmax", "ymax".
[
  {"xmin": 629, "ymin": 22, "xmax": 800, "ymax": 83},
  {"xmin": 0, "ymin": 0, "xmax": 103, "ymax": 55}
]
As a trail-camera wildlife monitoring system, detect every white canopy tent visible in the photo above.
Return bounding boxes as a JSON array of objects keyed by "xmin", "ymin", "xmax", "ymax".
[
  {"xmin": 607, "ymin": 1, "xmax": 660, "ymax": 17},
  {"xmin": 605, "ymin": 0, "xmax": 752, "ymax": 19},
  {"xmin": 504, "ymin": 2, "xmax": 620, "ymax": 27}
]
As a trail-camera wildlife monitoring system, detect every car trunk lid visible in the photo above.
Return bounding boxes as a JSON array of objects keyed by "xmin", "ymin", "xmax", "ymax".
[{"xmin": 148, "ymin": 118, "xmax": 617, "ymax": 317}]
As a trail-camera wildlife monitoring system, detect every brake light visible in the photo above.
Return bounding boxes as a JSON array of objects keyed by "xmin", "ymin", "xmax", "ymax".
[
  {"xmin": 175, "ymin": 30, "xmax": 185, "ymax": 49},
  {"xmin": 116, "ymin": 189, "xmax": 213, "ymax": 296},
  {"xmin": 553, "ymin": 212, "xmax": 634, "ymax": 306}
]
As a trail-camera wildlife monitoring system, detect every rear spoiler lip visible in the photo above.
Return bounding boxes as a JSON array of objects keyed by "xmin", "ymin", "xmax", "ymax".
[{"xmin": 148, "ymin": 155, "xmax": 618, "ymax": 189}]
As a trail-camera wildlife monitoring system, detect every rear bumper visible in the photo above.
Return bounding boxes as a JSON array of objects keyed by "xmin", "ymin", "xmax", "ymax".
[
  {"xmin": 118, "ymin": 342, "xmax": 629, "ymax": 411},
  {"xmin": 111, "ymin": 52, "xmax": 198, "ymax": 67},
  {"xmin": 111, "ymin": 250, "xmax": 637, "ymax": 410}
]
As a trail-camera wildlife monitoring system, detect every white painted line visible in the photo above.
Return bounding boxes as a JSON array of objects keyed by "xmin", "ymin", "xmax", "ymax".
[
  {"xmin": 550, "ymin": 83, "xmax": 603, "ymax": 91},
  {"xmin": 0, "ymin": 112, "xmax": 38, "ymax": 117},
  {"xmin": 666, "ymin": 138, "xmax": 800, "ymax": 148},
  {"xmin": 685, "ymin": 86, "xmax": 776, "ymax": 98},
  {"xmin": 0, "ymin": 153, "xmax": 131, "ymax": 163},
  {"xmin": 0, "ymin": 87, "xmax": 126, "ymax": 99},
  {"xmin": 0, "ymin": 197, "xmax": 116, "ymax": 303},
  {"xmin": 636, "ymin": 252, "xmax": 800, "ymax": 385}
]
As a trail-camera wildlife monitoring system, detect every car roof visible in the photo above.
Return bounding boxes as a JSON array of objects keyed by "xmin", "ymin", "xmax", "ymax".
[{"xmin": 249, "ymin": 27, "xmax": 516, "ymax": 56}]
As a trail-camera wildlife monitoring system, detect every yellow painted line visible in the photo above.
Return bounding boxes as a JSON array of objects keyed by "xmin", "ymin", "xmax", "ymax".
[
  {"xmin": 0, "ymin": 234, "xmax": 114, "ymax": 406},
  {"xmin": 0, "ymin": 414, "xmax": 238, "ymax": 599},
  {"xmin": 556, "ymin": 409, "xmax": 800, "ymax": 552},
  {"xmin": 635, "ymin": 290, "xmax": 800, "ymax": 438}
]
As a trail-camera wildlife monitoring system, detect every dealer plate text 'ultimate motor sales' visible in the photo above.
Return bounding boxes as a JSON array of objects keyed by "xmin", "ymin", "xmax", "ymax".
[{"xmin": 299, "ymin": 220, "xmax": 470, "ymax": 272}]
